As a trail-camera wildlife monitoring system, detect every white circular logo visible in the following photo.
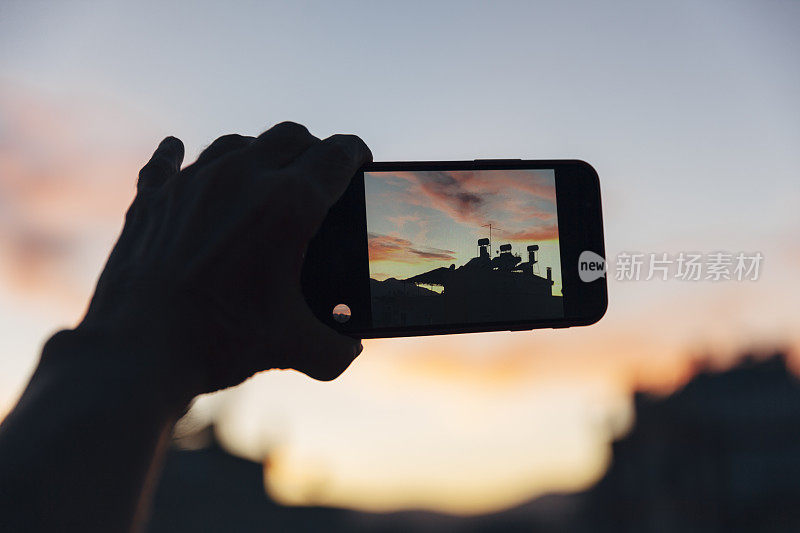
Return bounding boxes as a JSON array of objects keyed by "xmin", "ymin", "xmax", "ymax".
[{"xmin": 578, "ymin": 251, "xmax": 606, "ymax": 282}]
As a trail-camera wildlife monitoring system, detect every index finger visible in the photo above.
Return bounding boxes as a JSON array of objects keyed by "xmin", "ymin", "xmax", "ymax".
[{"xmin": 289, "ymin": 134, "xmax": 372, "ymax": 207}]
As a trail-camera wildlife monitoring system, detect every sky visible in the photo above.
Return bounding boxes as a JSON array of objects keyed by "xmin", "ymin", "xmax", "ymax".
[
  {"xmin": 1, "ymin": 0, "xmax": 800, "ymax": 515},
  {"xmin": 364, "ymin": 169, "xmax": 563, "ymax": 294}
]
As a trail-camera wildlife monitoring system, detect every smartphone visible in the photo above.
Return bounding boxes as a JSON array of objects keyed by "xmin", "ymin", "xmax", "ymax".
[{"xmin": 301, "ymin": 159, "xmax": 607, "ymax": 339}]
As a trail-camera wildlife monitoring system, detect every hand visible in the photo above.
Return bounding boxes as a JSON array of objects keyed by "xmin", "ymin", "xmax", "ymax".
[{"xmin": 76, "ymin": 122, "xmax": 372, "ymax": 400}]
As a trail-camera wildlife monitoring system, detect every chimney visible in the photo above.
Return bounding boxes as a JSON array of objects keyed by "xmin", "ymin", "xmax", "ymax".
[
  {"xmin": 527, "ymin": 244, "xmax": 539, "ymax": 264},
  {"xmin": 477, "ymin": 238, "xmax": 490, "ymax": 258},
  {"xmin": 546, "ymin": 267, "xmax": 552, "ymax": 282}
]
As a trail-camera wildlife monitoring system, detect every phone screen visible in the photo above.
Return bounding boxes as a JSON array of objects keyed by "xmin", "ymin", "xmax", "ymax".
[{"xmin": 363, "ymin": 169, "xmax": 564, "ymax": 328}]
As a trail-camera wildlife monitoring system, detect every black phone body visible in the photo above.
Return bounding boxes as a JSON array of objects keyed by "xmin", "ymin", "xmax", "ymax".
[{"xmin": 301, "ymin": 160, "xmax": 607, "ymax": 339}]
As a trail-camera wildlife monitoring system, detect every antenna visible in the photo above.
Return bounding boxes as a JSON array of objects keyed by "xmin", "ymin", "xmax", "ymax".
[{"xmin": 481, "ymin": 223, "xmax": 502, "ymax": 255}]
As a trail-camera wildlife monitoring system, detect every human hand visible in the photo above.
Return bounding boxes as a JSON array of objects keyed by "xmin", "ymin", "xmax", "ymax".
[{"xmin": 76, "ymin": 122, "xmax": 371, "ymax": 400}]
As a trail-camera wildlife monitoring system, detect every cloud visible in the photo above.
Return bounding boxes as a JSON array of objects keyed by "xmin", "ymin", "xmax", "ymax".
[
  {"xmin": 368, "ymin": 233, "xmax": 456, "ymax": 264},
  {"xmin": 0, "ymin": 84, "xmax": 156, "ymax": 306},
  {"xmin": 410, "ymin": 248, "xmax": 457, "ymax": 260},
  {"xmin": 386, "ymin": 213, "xmax": 421, "ymax": 229},
  {"xmin": 500, "ymin": 225, "xmax": 559, "ymax": 242},
  {"xmin": 374, "ymin": 170, "xmax": 557, "ymax": 237}
]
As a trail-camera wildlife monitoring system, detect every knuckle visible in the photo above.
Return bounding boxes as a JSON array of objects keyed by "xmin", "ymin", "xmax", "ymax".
[
  {"xmin": 321, "ymin": 139, "xmax": 356, "ymax": 169},
  {"xmin": 197, "ymin": 134, "xmax": 253, "ymax": 164},
  {"xmin": 271, "ymin": 121, "xmax": 311, "ymax": 140},
  {"xmin": 334, "ymin": 133, "xmax": 367, "ymax": 151},
  {"xmin": 213, "ymin": 133, "xmax": 250, "ymax": 148},
  {"xmin": 332, "ymin": 133, "xmax": 361, "ymax": 145}
]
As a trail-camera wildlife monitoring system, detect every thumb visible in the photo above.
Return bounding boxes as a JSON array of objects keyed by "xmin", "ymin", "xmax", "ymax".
[{"xmin": 288, "ymin": 303, "xmax": 363, "ymax": 381}]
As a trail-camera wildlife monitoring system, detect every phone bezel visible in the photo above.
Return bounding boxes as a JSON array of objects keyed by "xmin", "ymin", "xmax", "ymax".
[{"xmin": 303, "ymin": 159, "xmax": 607, "ymax": 339}]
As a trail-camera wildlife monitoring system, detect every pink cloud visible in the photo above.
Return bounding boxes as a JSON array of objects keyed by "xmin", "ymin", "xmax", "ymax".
[
  {"xmin": 368, "ymin": 233, "xmax": 456, "ymax": 263},
  {"xmin": 500, "ymin": 225, "xmax": 559, "ymax": 241},
  {"xmin": 0, "ymin": 84, "xmax": 157, "ymax": 305},
  {"xmin": 372, "ymin": 170, "xmax": 557, "ymax": 236}
]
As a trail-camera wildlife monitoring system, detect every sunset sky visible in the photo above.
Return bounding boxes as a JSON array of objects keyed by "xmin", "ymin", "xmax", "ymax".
[
  {"xmin": 1, "ymin": 0, "xmax": 799, "ymax": 516},
  {"xmin": 365, "ymin": 169, "xmax": 563, "ymax": 294}
]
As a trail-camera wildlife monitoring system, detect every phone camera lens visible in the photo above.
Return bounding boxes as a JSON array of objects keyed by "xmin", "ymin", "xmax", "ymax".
[{"xmin": 332, "ymin": 303, "xmax": 351, "ymax": 323}]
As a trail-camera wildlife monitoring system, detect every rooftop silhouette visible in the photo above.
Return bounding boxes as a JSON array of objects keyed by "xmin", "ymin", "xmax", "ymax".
[{"xmin": 371, "ymin": 238, "xmax": 562, "ymax": 327}]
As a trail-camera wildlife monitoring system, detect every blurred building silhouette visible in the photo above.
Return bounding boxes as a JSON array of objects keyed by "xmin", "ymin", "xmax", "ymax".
[
  {"xmin": 148, "ymin": 353, "xmax": 800, "ymax": 533},
  {"xmin": 148, "ymin": 427, "xmax": 352, "ymax": 533},
  {"xmin": 584, "ymin": 353, "xmax": 800, "ymax": 533}
]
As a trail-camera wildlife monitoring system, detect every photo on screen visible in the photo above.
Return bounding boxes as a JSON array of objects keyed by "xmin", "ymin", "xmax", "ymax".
[{"xmin": 364, "ymin": 169, "xmax": 564, "ymax": 328}]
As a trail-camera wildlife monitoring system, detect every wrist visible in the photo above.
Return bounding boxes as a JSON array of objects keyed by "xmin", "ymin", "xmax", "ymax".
[{"xmin": 41, "ymin": 325, "xmax": 200, "ymax": 417}]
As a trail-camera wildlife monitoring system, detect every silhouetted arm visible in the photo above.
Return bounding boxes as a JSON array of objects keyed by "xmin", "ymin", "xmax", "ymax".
[
  {"xmin": 0, "ymin": 123, "xmax": 371, "ymax": 532},
  {"xmin": 0, "ymin": 330, "xmax": 185, "ymax": 531}
]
